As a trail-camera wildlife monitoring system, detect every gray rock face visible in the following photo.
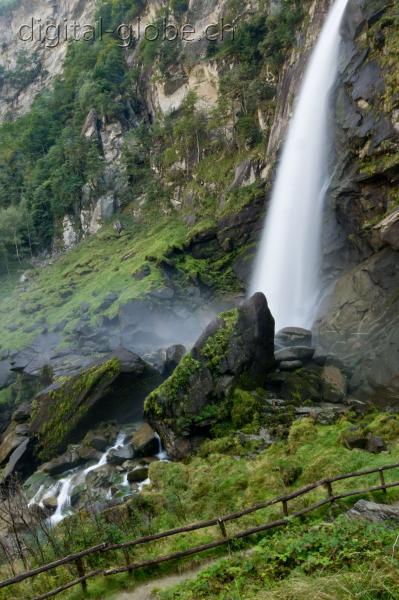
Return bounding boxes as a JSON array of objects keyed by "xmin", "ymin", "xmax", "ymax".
[
  {"xmin": 275, "ymin": 327, "xmax": 312, "ymax": 348},
  {"xmin": 279, "ymin": 360, "xmax": 303, "ymax": 371},
  {"xmin": 321, "ymin": 365, "xmax": 348, "ymax": 403},
  {"xmin": 372, "ymin": 207, "xmax": 399, "ymax": 251},
  {"xmin": 347, "ymin": 499, "xmax": 399, "ymax": 523},
  {"xmin": 316, "ymin": 0, "xmax": 399, "ymax": 400},
  {"xmin": 316, "ymin": 249, "xmax": 399, "ymax": 398},
  {"xmin": 275, "ymin": 347, "xmax": 315, "ymax": 362},
  {"xmin": 163, "ymin": 345, "xmax": 186, "ymax": 377}
]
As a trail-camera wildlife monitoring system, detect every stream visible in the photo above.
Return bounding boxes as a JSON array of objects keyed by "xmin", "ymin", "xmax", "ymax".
[{"xmin": 27, "ymin": 432, "xmax": 168, "ymax": 526}]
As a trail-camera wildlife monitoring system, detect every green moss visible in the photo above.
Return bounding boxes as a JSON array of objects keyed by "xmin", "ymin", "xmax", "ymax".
[
  {"xmin": 231, "ymin": 388, "xmax": 261, "ymax": 428},
  {"xmin": 200, "ymin": 309, "xmax": 239, "ymax": 372},
  {"xmin": 0, "ymin": 385, "xmax": 13, "ymax": 407},
  {"xmin": 34, "ymin": 357, "xmax": 121, "ymax": 460},
  {"xmin": 145, "ymin": 354, "xmax": 201, "ymax": 418}
]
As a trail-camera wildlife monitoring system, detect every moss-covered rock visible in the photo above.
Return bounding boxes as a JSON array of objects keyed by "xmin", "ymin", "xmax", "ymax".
[
  {"xmin": 31, "ymin": 348, "xmax": 161, "ymax": 461},
  {"xmin": 145, "ymin": 293, "xmax": 275, "ymax": 458}
]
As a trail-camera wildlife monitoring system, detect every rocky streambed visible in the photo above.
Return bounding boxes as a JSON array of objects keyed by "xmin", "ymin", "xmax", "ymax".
[{"xmin": 24, "ymin": 422, "xmax": 167, "ymax": 525}]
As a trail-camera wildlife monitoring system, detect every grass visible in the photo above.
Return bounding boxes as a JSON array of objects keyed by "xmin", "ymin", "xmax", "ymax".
[
  {"xmin": 0, "ymin": 212, "xmax": 188, "ymax": 352},
  {"xmin": 158, "ymin": 519, "xmax": 399, "ymax": 599},
  {"xmin": 2, "ymin": 412, "xmax": 399, "ymax": 599}
]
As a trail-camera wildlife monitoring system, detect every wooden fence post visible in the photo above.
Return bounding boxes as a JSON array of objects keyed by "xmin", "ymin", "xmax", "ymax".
[
  {"xmin": 282, "ymin": 500, "xmax": 289, "ymax": 517},
  {"xmin": 217, "ymin": 519, "xmax": 228, "ymax": 538},
  {"xmin": 325, "ymin": 481, "xmax": 333, "ymax": 499},
  {"xmin": 75, "ymin": 558, "xmax": 87, "ymax": 594},
  {"xmin": 379, "ymin": 469, "xmax": 387, "ymax": 495},
  {"xmin": 123, "ymin": 548, "xmax": 133, "ymax": 575}
]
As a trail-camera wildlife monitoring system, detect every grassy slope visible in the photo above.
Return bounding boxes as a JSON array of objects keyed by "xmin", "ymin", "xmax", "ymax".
[
  {"xmin": 0, "ymin": 211, "xmax": 197, "ymax": 353},
  {"xmin": 0, "ymin": 145, "xmax": 260, "ymax": 355},
  {"xmin": 3, "ymin": 413, "xmax": 399, "ymax": 599}
]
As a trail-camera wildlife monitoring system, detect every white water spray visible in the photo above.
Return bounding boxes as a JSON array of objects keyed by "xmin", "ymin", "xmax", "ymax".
[{"xmin": 250, "ymin": 0, "xmax": 349, "ymax": 331}]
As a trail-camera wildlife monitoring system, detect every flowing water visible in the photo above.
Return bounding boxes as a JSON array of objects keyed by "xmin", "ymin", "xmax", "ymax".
[
  {"xmin": 250, "ymin": 0, "xmax": 349, "ymax": 331},
  {"xmin": 29, "ymin": 431, "xmax": 168, "ymax": 526}
]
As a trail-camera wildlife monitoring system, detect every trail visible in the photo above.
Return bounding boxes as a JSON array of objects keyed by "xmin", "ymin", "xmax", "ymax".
[{"xmin": 112, "ymin": 565, "xmax": 205, "ymax": 600}]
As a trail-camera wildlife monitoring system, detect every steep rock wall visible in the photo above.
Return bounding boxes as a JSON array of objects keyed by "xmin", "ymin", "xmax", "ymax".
[
  {"xmin": 0, "ymin": 0, "xmax": 96, "ymax": 121},
  {"xmin": 315, "ymin": 0, "xmax": 399, "ymax": 398}
]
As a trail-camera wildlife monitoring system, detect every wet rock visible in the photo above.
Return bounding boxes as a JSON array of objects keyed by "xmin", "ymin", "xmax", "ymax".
[
  {"xmin": 3, "ymin": 438, "xmax": 35, "ymax": 481},
  {"xmin": 279, "ymin": 360, "xmax": 303, "ymax": 371},
  {"xmin": 86, "ymin": 464, "xmax": 116, "ymax": 489},
  {"xmin": 275, "ymin": 327, "xmax": 312, "ymax": 348},
  {"xmin": 121, "ymin": 459, "xmax": 139, "ymax": 471},
  {"xmin": 42, "ymin": 496, "xmax": 58, "ymax": 511},
  {"xmin": 321, "ymin": 365, "xmax": 347, "ymax": 403},
  {"xmin": 41, "ymin": 452, "xmax": 83, "ymax": 476},
  {"xmin": 77, "ymin": 446, "xmax": 102, "ymax": 463},
  {"xmin": 127, "ymin": 466, "xmax": 149, "ymax": 483},
  {"xmin": 131, "ymin": 424, "xmax": 159, "ymax": 457},
  {"xmin": 0, "ymin": 424, "xmax": 29, "ymax": 466},
  {"xmin": 23, "ymin": 471, "xmax": 53, "ymax": 498},
  {"xmin": 107, "ymin": 446, "xmax": 134, "ymax": 466},
  {"xmin": 163, "ymin": 345, "xmax": 186, "ymax": 377},
  {"xmin": 70, "ymin": 483, "xmax": 87, "ymax": 507},
  {"xmin": 347, "ymin": 499, "xmax": 399, "ymax": 523},
  {"xmin": 275, "ymin": 346, "xmax": 315, "ymax": 362},
  {"xmin": 83, "ymin": 432, "xmax": 109, "ymax": 452}
]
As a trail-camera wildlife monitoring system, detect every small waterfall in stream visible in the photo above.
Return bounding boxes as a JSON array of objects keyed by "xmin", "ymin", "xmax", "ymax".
[
  {"xmin": 29, "ymin": 431, "xmax": 168, "ymax": 526},
  {"xmin": 48, "ymin": 432, "xmax": 127, "ymax": 526},
  {"xmin": 250, "ymin": 0, "xmax": 349, "ymax": 331}
]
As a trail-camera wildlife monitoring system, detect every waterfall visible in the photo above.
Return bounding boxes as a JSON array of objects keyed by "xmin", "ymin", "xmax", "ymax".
[
  {"xmin": 29, "ymin": 431, "xmax": 169, "ymax": 526},
  {"xmin": 250, "ymin": 0, "xmax": 349, "ymax": 331}
]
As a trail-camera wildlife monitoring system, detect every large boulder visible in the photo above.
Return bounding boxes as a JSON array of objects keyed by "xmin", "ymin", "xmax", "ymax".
[
  {"xmin": 145, "ymin": 293, "xmax": 275, "ymax": 458},
  {"xmin": 347, "ymin": 500, "xmax": 399, "ymax": 523},
  {"xmin": 0, "ymin": 423, "xmax": 29, "ymax": 466},
  {"xmin": 2, "ymin": 438, "xmax": 36, "ymax": 482},
  {"xmin": 31, "ymin": 348, "xmax": 161, "ymax": 461},
  {"xmin": 131, "ymin": 423, "xmax": 159, "ymax": 457}
]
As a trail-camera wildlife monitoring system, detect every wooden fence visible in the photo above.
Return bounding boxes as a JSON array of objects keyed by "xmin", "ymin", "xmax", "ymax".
[{"xmin": 1, "ymin": 461, "xmax": 399, "ymax": 600}]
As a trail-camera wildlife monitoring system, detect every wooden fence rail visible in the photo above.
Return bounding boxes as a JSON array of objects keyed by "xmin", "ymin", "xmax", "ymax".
[{"xmin": 1, "ymin": 461, "xmax": 399, "ymax": 600}]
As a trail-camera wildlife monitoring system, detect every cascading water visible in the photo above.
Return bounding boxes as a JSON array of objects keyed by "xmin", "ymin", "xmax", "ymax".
[
  {"xmin": 250, "ymin": 0, "xmax": 349, "ymax": 331},
  {"xmin": 29, "ymin": 431, "xmax": 169, "ymax": 526}
]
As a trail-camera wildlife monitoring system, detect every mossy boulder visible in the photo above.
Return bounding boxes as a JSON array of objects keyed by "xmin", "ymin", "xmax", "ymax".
[
  {"xmin": 31, "ymin": 348, "xmax": 161, "ymax": 461},
  {"xmin": 145, "ymin": 293, "xmax": 275, "ymax": 458}
]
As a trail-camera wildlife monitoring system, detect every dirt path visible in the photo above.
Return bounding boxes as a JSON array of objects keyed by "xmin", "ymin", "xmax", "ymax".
[{"xmin": 112, "ymin": 566, "xmax": 204, "ymax": 600}]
